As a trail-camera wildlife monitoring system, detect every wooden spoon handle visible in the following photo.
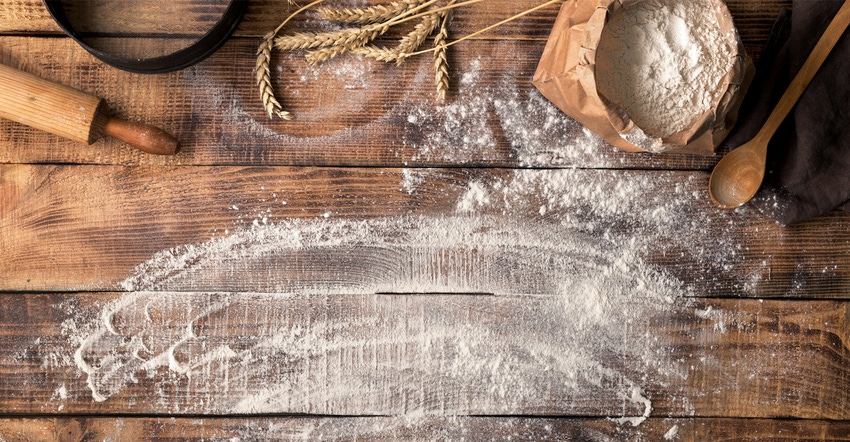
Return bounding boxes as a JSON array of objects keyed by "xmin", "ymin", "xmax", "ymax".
[
  {"xmin": 756, "ymin": 0, "xmax": 850, "ymax": 145},
  {"xmin": 102, "ymin": 117, "xmax": 180, "ymax": 155}
]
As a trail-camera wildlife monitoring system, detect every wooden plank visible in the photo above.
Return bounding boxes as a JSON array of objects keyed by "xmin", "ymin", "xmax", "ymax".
[
  {"xmin": 3, "ymin": 1, "xmax": 840, "ymax": 434},
  {"xmin": 4, "ymin": 165, "xmax": 850, "ymax": 297},
  {"xmin": 0, "ymin": 0, "xmax": 790, "ymax": 49},
  {"xmin": 0, "ymin": 0, "xmax": 791, "ymax": 168},
  {"xmin": 0, "ymin": 293, "xmax": 847, "ymax": 418},
  {"xmin": 0, "ymin": 0, "xmax": 563, "ymax": 39},
  {"xmin": 1, "ymin": 417, "xmax": 848, "ymax": 441},
  {"xmin": 0, "ymin": 35, "xmax": 725, "ymax": 169},
  {"xmin": 58, "ymin": 1, "xmax": 230, "ymax": 37}
]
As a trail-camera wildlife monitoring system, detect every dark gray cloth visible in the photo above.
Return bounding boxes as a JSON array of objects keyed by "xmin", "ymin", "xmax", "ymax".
[{"xmin": 722, "ymin": 0, "xmax": 850, "ymax": 225}]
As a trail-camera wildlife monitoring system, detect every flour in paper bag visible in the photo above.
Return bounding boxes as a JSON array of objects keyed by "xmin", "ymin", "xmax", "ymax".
[{"xmin": 596, "ymin": 0, "xmax": 735, "ymax": 138}]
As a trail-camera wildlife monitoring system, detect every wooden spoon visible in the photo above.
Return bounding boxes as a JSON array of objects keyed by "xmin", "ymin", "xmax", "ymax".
[{"xmin": 709, "ymin": 0, "xmax": 850, "ymax": 208}]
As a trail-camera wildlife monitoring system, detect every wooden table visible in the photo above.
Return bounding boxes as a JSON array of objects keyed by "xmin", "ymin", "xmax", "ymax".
[{"xmin": 1, "ymin": 0, "xmax": 849, "ymax": 440}]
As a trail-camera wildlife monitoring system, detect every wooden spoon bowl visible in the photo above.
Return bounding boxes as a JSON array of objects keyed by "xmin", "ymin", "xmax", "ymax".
[{"xmin": 709, "ymin": 140, "xmax": 767, "ymax": 208}]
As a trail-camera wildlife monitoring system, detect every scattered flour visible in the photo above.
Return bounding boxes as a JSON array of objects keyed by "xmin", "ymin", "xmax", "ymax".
[
  {"xmin": 50, "ymin": 384, "xmax": 69, "ymax": 411},
  {"xmin": 406, "ymin": 56, "xmax": 617, "ymax": 167},
  {"xmin": 54, "ymin": 384, "xmax": 68, "ymax": 400},
  {"xmin": 407, "ymin": 58, "xmax": 499, "ymax": 163},
  {"xmin": 0, "ymin": 8, "xmax": 776, "ymax": 436},
  {"xmin": 494, "ymin": 93, "xmax": 608, "ymax": 167},
  {"xmin": 400, "ymin": 168, "xmax": 427, "ymax": 194},
  {"xmin": 610, "ymin": 386, "xmax": 653, "ymax": 427},
  {"xmin": 30, "ymin": 34, "xmax": 752, "ymax": 426},
  {"xmin": 45, "ymin": 167, "xmax": 748, "ymax": 424},
  {"xmin": 696, "ymin": 305, "xmax": 733, "ymax": 334},
  {"xmin": 596, "ymin": 0, "xmax": 735, "ymax": 139},
  {"xmin": 456, "ymin": 180, "xmax": 490, "ymax": 212},
  {"xmin": 664, "ymin": 424, "xmax": 680, "ymax": 440}
]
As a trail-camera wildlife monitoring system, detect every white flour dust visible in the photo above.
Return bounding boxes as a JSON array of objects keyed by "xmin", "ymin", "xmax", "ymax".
[
  {"xmin": 406, "ymin": 59, "xmax": 498, "ymax": 163},
  {"xmin": 664, "ymin": 424, "xmax": 680, "ymax": 440},
  {"xmin": 494, "ymin": 93, "xmax": 608, "ymax": 167},
  {"xmin": 42, "ymin": 167, "xmax": 745, "ymax": 424},
  {"xmin": 596, "ymin": 0, "xmax": 735, "ymax": 139},
  {"xmin": 405, "ymin": 56, "xmax": 612, "ymax": 167},
  {"xmin": 400, "ymin": 168, "xmax": 427, "ymax": 194}
]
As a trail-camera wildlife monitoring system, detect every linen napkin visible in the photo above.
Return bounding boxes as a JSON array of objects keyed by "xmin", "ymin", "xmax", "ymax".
[{"xmin": 722, "ymin": 0, "xmax": 850, "ymax": 225}]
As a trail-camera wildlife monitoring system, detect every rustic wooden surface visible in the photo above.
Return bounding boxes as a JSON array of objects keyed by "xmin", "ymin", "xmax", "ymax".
[
  {"xmin": 1, "ymin": 0, "xmax": 849, "ymax": 440},
  {"xmin": 2, "ymin": 417, "xmax": 850, "ymax": 441}
]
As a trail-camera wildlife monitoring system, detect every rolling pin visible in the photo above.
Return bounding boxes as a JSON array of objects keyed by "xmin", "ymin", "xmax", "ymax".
[{"xmin": 0, "ymin": 63, "xmax": 179, "ymax": 155}]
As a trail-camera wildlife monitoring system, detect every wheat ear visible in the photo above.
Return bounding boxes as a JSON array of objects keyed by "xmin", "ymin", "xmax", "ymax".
[
  {"xmin": 317, "ymin": 0, "xmax": 424, "ymax": 25},
  {"xmin": 256, "ymin": 0, "xmax": 328, "ymax": 120},
  {"xmin": 256, "ymin": 33, "xmax": 291, "ymax": 120},
  {"xmin": 434, "ymin": 9, "xmax": 451, "ymax": 101},
  {"xmin": 303, "ymin": 25, "xmax": 388, "ymax": 65},
  {"xmin": 351, "ymin": 12, "xmax": 441, "ymax": 64},
  {"xmin": 349, "ymin": 45, "xmax": 399, "ymax": 63},
  {"xmin": 276, "ymin": 24, "xmax": 387, "ymax": 52},
  {"xmin": 397, "ymin": 12, "xmax": 442, "ymax": 59}
]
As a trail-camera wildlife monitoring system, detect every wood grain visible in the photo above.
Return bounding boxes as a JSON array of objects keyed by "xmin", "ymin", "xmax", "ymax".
[
  {"xmin": 0, "ymin": 293, "xmax": 847, "ymax": 418},
  {"xmin": 0, "ymin": 62, "xmax": 103, "ymax": 145},
  {"xmin": 0, "ymin": 0, "xmax": 789, "ymax": 45},
  {"xmin": 3, "ymin": 165, "xmax": 850, "ymax": 296},
  {"xmin": 0, "ymin": 0, "xmax": 563, "ymax": 38},
  {"xmin": 1, "ymin": 417, "xmax": 848, "ymax": 441},
  {"xmin": 0, "ymin": 0, "xmax": 845, "ymax": 436}
]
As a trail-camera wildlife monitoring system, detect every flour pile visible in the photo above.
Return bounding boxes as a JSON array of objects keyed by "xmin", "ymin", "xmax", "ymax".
[{"xmin": 595, "ymin": 0, "xmax": 735, "ymax": 138}]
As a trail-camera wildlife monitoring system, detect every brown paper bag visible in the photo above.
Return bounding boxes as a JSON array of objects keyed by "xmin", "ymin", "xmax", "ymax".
[{"xmin": 532, "ymin": 0, "xmax": 754, "ymax": 155}]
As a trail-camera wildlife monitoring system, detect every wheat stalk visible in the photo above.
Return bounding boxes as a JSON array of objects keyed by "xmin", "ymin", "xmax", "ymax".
[
  {"xmin": 317, "ymin": 0, "xmax": 424, "ymax": 25},
  {"xmin": 407, "ymin": 0, "xmax": 563, "ymax": 57},
  {"xmin": 256, "ymin": 33, "xmax": 291, "ymax": 120},
  {"xmin": 349, "ymin": 45, "xmax": 399, "ymax": 63},
  {"xmin": 306, "ymin": 45, "xmax": 353, "ymax": 65},
  {"xmin": 274, "ymin": 32, "xmax": 332, "ymax": 51},
  {"xmin": 255, "ymin": 0, "xmax": 327, "ymax": 120},
  {"xmin": 273, "ymin": 0, "xmax": 446, "ymax": 59},
  {"xmin": 434, "ymin": 9, "xmax": 451, "ymax": 101},
  {"xmin": 351, "ymin": 12, "xmax": 441, "ymax": 64}
]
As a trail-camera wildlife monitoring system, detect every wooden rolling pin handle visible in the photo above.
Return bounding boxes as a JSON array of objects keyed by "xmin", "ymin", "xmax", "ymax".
[{"xmin": 101, "ymin": 116, "xmax": 180, "ymax": 155}]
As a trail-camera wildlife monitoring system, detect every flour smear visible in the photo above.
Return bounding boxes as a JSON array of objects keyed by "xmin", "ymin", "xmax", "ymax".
[{"xmin": 46, "ymin": 165, "xmax": 750, "ymax": 426}]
